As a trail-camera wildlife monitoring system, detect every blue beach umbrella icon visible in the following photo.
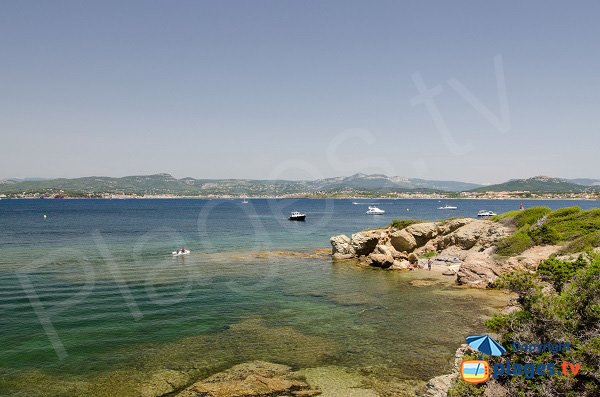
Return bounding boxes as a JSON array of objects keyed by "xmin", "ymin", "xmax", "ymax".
[{"xmin": 466, "ymin": 335, "xmax": 506, "ymax": 356}]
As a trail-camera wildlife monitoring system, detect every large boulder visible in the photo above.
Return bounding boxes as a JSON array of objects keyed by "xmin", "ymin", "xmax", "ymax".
[
  {"xmin": 438, "ymin": 218, "xmax": 473, "ymax": 235},
  {"xmin": 406, "ymin": 222, "xmax": 439, "ymax": 241},
  {"xmin": 440, "ymin": 221, "xmax": 509, "ymax": 251},
  {"xmin": 373, "ymin": 244, "xmax": 405, "ymax": 259},
  {"xmin": 456, "ymin": 250, "xmax": 501, "ymax": 288},
  {"xmin": 350, "ymin": 231, "xmax": 380, "ymax": 256},
  {"xmin": 175, "ymin": 361, "xmax": 318, "ymax": 397},
  {"xmin": 477, "ymin": 222, "xmax": 512, "ymax": 248},
  {"xmin": 367, "ymin": 253, "xmax": 395, "ymax": 269},
  {"xmin": 330, "ymin": 235, "xmax": 356, "ymax": 260},
  {"xmin": 390, "ymin": 229, "xmax": 417, "ymax": 252}
]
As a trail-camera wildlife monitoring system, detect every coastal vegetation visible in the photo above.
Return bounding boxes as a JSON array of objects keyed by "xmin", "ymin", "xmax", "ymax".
[
  {"xmin": 494, "ymin": 206, "xmax": 600, "ymax": 256},
  {"xmin": 471, "ymin": 176, "xmax": 598, "ymax": 193},
  {"xmin": 449, "ymin": 254, "xmax": 600, "ymax": 396},
  {"xmin": 389, "ymin": 219, "xmax": 424, "ymax": 230}
]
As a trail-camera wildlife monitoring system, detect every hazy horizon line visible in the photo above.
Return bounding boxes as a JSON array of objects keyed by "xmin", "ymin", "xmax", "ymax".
[{"xmin": 3, "ymin": 172, "xmax": 599, "ymax": 186}]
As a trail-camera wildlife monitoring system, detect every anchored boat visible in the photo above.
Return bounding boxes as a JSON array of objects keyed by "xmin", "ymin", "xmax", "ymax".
[
  {"xmin": 289, "ymin": 211, "xmax": 306, "ymax": 221},
  {"xmin": 477, "ymin": 210, "xmax": 497, "ymax": 217},
  {"xmin": 366, "ymin": 206, "xmax": 385, "ymax": 215}
]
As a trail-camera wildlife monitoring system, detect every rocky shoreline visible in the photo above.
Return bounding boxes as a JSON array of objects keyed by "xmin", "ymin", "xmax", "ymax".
[
  {"xmin": 330, "ymin": 216, "xmax": 577, "ymax": 396},
  {"xmin": 330, "ymin": 217, "xmax": 559, "ymax": 288}
]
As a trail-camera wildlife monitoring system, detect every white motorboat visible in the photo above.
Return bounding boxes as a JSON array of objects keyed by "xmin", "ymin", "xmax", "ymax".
[
  {"xmin": 172, "ymin": 249, "xmax": 190, "ymax": 256},
  {"xmin": 477, "ymin": 210, "xmax": 497, "ymax": 217},
  {"xmin": 242, "ymin": 198, "xmax": 249, "ymax": 204},
  {"xmin": 289, "ymin": 211, "xmax": 306, "ymax": 221},
  {"xmin": 366, "ymin": 206, "xmax": 385, "ymax": 215},
  {"xmin": 438, "ymin": 205, "xmax": 457, "ymax": 210}
]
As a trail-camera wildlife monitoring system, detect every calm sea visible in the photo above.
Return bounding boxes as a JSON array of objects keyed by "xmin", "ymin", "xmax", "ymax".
[{"xmin": 0, "ymin": 198, "xmax": 597, "ymax": 396}]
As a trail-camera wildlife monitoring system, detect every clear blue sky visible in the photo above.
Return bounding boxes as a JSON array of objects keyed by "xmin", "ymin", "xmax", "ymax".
[{"xmin": 1, "ymin": 1, "xmax": 598, "ymax": 184}]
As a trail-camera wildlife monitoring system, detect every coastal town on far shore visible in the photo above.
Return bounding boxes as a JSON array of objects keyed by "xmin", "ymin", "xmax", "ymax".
[{"xmin": 2, "ymin": 190, "xmax": 599, "ymax": 200}]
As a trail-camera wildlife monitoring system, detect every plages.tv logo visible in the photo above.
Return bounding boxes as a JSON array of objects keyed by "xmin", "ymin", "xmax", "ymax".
[
  {"xmin": 460, "ymin": 335, "xmax": 504, "ymax": 384},
  {"xmin": 460, "ymin": 335, "xmax": 581, "ymax": 384}
]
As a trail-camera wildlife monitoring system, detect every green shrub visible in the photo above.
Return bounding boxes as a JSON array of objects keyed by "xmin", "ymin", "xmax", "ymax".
[
  {"xmin": 495, "ymin": 226, "xmax": 535, "ymax": 256},
  {"xmin": 512, "ymin": 207, "xmax": 553, "ymax": 227},
  {"xmin": 419, "ymin": 251, "xmax": 437, "ymax": 259},
  {"xmin": 389, "ymin": 219, "xmax": 423, "ymax": 230},
  {"xmin": 548, "ymin": 208, "xmax": 600, "ymax": 242},
  {"xmin": 560, "ymin": 231, "xmax": 600, "ymax": 254},
  {"xmin": 548, "ymin": 206, "xmax": 582, "ymax": 220},
  {"xmin": 494, "ymin": 207, "xmax": 600, "ymax": 256},
  {"xmin": 529, "ymin": 224, "xmax": 560, "ymax": 245},
  {"xmin": 538, "ymin": 255, "xmax": 588, "ymax": 292},
  {"xmin": 480, "ymin": 255, "xmax": 600, "ymax": 396}
]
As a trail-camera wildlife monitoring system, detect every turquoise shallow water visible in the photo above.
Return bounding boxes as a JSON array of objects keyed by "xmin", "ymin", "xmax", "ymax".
[{"xmin": 0, "ymin": 198, "xmax": 598, "ymax": 396}]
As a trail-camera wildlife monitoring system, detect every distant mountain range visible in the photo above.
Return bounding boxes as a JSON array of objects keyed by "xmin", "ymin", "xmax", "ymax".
[
  {"xmin": 0, "ymin": 174, "xmax": 598, "ymax": 196},
  {"xmin": 471, "ymin": 176, "xmax": 600, "ymax": 193}
]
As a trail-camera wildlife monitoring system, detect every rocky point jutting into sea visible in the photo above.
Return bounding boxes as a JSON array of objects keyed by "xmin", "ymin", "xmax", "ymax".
[
  {"xmin": 330, "ymin": 207, "xmax": 600, "ymax": 397},
  {"xmin": 330, "ymin": 217, "xmax": 564, "ymax": 288}
]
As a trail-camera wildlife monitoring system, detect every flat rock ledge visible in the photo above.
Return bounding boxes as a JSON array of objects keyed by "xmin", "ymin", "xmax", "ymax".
[
  {"xmin": 175, "ymin": 361, "xmax": 320, "ymax": 397},
  {"xmin": 330, "ymin": 218, "xmax": 557, "ymax": 288}
]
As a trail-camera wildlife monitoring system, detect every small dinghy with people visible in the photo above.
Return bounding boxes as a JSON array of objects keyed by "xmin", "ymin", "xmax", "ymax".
[{"xmin": 172, "ymin": 248, "xmax": 190, "ymax": 256}]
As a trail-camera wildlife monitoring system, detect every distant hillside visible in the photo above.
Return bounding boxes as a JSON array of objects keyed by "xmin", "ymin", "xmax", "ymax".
[
  {"xmin": 0, "ymin": 173, "xmax": 479, "ymax": 196},
  {"xmin": 313, "ymin": 173, "xmax": 481, "ymax": 192},
  {"xmin": 2, "ymin": 173, "xmax": 597, "ymax": 197},
  {"xmin": 472, "ymin": 176, "xmax": 598, "ymax": 193},
  {"xmin": 568, "ymin": 178, "xmax": 600, "ymax": 186}
]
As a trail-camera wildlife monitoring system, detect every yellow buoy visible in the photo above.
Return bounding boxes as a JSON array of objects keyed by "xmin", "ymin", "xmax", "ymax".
[{"xmin": 43, "ymin": 214, "xmax": 47, "ymax": 219}]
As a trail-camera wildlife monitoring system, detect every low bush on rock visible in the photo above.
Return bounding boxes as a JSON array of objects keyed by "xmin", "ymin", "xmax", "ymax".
[
  {"xmin": 389, "ymin": 219, "xmax": 423, "ymax": 230},
  {"xmin": 495, "ymin": 207, "xmax": 600, "ymax": 256}
]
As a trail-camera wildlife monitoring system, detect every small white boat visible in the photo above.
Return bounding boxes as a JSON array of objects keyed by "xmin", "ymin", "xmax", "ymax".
[
  {"xmin": 438, "ymin": 205, "xmax": 457, "ymax": 210},
  {"xmin": 242, "ymin": 198, "xmax": 249, "ymax": 204},
  {"xmin": 172, "ymin": 249, "xmax": 190, "ymax": 256},
  {"xmin": 366, "ymin": 206, "xmax": 385, "ymax": 215},
  {"xmin": 477, "ymin": 210, "xmax": 497, "ymax": 217},
  {"xmin": 289, "ymin": 211, "xmax": 306, "ymax": 221}
]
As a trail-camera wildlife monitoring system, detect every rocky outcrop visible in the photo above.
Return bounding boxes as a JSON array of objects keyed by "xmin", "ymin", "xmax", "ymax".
[
  {"xmin": 437, "ymin": 220, "xmax": 510, "ymax": 251},
  {"xmin": 405, "ymin": 222, "xmax": 439, "ymax": 245},
  {"xmin": 350, "ymin": 231, "xmax": 380, "ymax": 256},
  {"xmin": 455, "ymin": 249, "xmax": 502, "ymax": 288},
  {"xmin": 330, "ymin": 230, "xmax": 383, "ymax": 259},
  {"xmin": 422, "ymin": 373, "xmax": 457, "ymax": 397},
  {"xmin": 366, "ymin": 253, "xmax": 395, "ymax": 268},
  {"xmin": 390, "ymin": 229, "xmax": 417, "ymax": 252},
  {"xmin": 330, "ymin": 235, "xmax": 355, "ymax": 260},
  {"xmin": 175, "ymin": 361, "xmax": 319, "ymax": 397},
  {"xmin": 456, "ymin": 245, "xmax": 562, "ymax": 288},
  {"xmin": 331, "ymin": 218, "xmax": 517, "ymax": 287},
  {"xmin": 140, "ymin": 370, "xmax": 189, "ymax": 397}
]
